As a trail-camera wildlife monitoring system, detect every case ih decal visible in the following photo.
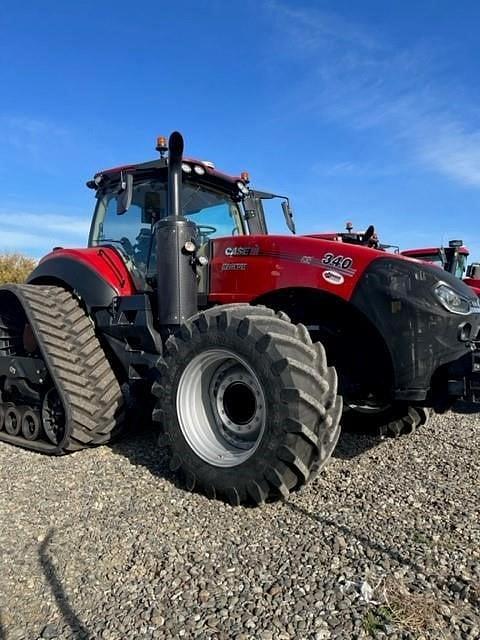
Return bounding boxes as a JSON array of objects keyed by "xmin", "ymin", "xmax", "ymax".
[{"xmin": 224, "ymin": 246, "xmax": 260, "ymax": 256}]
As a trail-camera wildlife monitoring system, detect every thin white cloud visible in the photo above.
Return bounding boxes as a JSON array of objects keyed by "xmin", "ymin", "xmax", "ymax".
[
  {"xmin": 416, "ymin": 121, "xmax": 480, "ymax": 187},
  {"xmin": 0, "ymin": 210, "xmax": 90, "ymax": 257},
  {"xmin": 0, "ymin": 211, "xmax": 90, "ymax": 237},
  {"xmin": 267, "ymin": 2, "xmax": 480, "ymax": 188},
  {"xmin": 312, "ymin": 160, "xmax": 399, "ymax": 178}
]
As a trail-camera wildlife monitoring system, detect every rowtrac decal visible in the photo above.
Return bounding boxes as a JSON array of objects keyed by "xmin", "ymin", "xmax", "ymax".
[{"xmin": 223, "ymin": 247, "xmax": 356, "ymax": 277}]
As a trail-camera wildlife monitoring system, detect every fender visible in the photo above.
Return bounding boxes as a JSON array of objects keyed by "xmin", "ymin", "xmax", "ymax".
[{"xmin": 27, "ymin": 247, "xmax": 136, "ymax": 309}]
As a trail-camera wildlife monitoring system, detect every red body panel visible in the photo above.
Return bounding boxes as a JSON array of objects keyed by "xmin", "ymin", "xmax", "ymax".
[
  {"xmin": 39, "ymin": 247, "xmax": 136, "ymax": 296},
  {"xmin": 464, "ymin": 278, "xmax": 480, "ymax": 296},
  {"xmin": 208, "ymin": 235, "xmax": 387, "ymax": 303}
]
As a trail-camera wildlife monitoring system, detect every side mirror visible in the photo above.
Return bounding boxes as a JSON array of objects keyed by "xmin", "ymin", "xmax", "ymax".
[
  {"xmin": 281, "ymin": 200, "xmax": 296, "ymax": 234},
  {"xmin": 117, "ymin": 173, "xmax": 133, "ymax": 215}
]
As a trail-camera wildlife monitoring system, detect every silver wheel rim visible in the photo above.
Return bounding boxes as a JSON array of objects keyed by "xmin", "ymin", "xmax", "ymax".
[{"xmin": 176, "ymin": 348, "xmax": 266, "ymax": 467}]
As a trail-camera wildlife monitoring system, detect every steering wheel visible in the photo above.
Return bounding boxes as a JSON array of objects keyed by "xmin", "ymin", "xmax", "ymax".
[
  {"xmin": 363, "ymin": 225, "xmax": 379, "ymax": 248},
  {"xmin": 197, "ymin": 225, "xmax": 217, "ymax": 243},
  {"xmin": 197, "ymin": 225, "xmax": 217, "ymax": 238},
  {"xmin": 119, "ymin": 236, "xmax": 135, "ymax": 256}
]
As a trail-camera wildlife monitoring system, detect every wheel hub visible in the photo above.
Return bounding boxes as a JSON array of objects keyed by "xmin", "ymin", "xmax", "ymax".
[
  {"xmin": 210, "ymin": 362, "xmax": 263, "ymax": 446},
  {"xmin": 176, "ymin": 349, "xmax": 267, "ymax": 467}
]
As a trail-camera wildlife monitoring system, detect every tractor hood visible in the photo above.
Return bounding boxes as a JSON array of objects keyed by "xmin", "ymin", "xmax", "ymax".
[{"xmin": 209, "ymin": 233, "xmax": 479, "ymax": 306}]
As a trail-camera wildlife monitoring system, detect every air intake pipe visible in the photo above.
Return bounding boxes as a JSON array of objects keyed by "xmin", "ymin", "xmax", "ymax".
[{"xmin": 156, "ymin": 131, "xmax": 199, "ymax": 327}]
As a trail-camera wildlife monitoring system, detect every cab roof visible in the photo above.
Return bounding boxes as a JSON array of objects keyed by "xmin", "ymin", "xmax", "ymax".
[
  {"xmin": 402, "ymin": 246, "xmax": 470, "ymax": 256},
  {"xmin": 89, "ymin": 157, "xmax": 243, "ymax": 189}
]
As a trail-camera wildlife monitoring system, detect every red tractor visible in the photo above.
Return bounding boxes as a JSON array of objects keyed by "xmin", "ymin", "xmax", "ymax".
[
  {"xmin": 0, "ymin": 132, "xmax": 479, "ymax": 505},
  {"xmin": 402, "ymin": 240, "xmax": 480, "ymax": 297}
]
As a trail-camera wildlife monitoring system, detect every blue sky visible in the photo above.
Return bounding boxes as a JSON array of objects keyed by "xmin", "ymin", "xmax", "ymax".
[{"xmin": 1, "ymin": 1, "xmax": 480, "ymax": 260}]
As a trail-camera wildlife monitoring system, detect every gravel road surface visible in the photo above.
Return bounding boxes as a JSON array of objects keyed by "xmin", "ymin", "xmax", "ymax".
[{"xmin": 1, "ymin": 407, "xmax": 479, "ymax": 640}]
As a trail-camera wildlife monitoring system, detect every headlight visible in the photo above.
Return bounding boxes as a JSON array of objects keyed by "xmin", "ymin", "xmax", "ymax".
[
  {"xmin": 434, "ymin": 283, "xmax": 471, "ymax": 315},
  {"xmin": 193, "ymin": 165, "xmax": 206, "ymax": 175}
]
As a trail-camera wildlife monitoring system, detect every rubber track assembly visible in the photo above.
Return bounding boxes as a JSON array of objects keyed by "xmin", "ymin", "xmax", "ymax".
[{"xmin": 0, "ymin": 284, "xmax": 124, "ymax": 454}]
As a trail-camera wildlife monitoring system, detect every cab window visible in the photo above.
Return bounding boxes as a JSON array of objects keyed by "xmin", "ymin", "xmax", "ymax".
[{"xmin": 89, "ymin": 178, "xmax": 245, "ymax": 276}]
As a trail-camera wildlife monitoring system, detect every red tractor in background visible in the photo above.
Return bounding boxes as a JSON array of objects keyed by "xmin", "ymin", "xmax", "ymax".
[
  {"xmin": 401, "ymin": 240, "xmax": 480, "ymax": 296},
  {"xmin": 0, "ymin": 132, "xmax": 479, "ymax": 506}
]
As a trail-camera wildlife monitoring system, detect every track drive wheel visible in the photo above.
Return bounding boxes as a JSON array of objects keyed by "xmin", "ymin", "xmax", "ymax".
[
  {"xmin": 343, "ymin": 402, "xmax": 431, "ymax": 437},
  {"xmin": 153, "ymin": 304, "xmax": 342, "ymax": 506}
]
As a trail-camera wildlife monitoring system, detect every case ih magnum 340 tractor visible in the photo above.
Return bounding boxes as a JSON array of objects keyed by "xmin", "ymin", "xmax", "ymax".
[
  {"xmin": 401, "ymin": 241, "xmax": 480, "ymax": 297},
  {"xmin": 0, "ymin": 132, "xmax": 479, "ymax": 506}
]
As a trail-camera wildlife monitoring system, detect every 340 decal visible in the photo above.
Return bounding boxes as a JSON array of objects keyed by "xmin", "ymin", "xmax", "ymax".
[{"xmin": 321, "ymin": 253, "xmax": 353, "ymax": 270}]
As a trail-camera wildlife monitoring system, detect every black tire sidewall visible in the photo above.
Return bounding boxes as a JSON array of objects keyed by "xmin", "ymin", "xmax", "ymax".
[{"xmin": 162, "ymin": 326, "xmax": 293, "ymax": 491}]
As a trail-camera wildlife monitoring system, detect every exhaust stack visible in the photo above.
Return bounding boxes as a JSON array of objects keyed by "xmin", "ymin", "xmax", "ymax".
[
  {"xmin": 167, "ymin": 131, "xmax": 183, "ymax": 219},
  {"xmin": 156, "ymin": 131, "xmax": 198, "ymax": 327}
]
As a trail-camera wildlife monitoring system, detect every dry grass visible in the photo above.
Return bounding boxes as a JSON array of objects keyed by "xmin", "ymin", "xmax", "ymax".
[
  {"xmin": 381, "ymin": 577, "xmax": 448, "ymax": 637},
  {"xmin": 0, "ymin": 253, "xmax": 37, "ymax": 284}
]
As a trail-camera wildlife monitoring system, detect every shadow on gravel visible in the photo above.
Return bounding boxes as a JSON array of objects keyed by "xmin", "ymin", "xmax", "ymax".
[
  {"xmin": 332, "ymin": 428, "xmax": 384, "ymax": 460},
  {"xmin": 287, "ymin": 501, "xmax": 427, "ymax": 575},
  {"xmin": 0, "ymin": 611, "xmax": 6, "ymax": 640},
  {"xmin": 109, "ymin": 426, "xmax": 179, "ymax": 483},
  {"xmin": 285, "ymin": 501, "xmax": 480, "ymax": 610},
  {"xmin": 39, "ymin": 529, "xmax": 91, "ymax": 640},
  {"xmin": 112, "ymin": 420, "xmax": 385, "ymax": 475}
]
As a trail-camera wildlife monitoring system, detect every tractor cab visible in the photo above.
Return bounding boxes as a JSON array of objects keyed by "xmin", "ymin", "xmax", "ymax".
[
  {"xmin": 401, "ymin": 240, "xmax": 470, "ymax": 279},
  {"xmin": 87, "ymin": 137, "xmax": 294, "ymax": 283}
]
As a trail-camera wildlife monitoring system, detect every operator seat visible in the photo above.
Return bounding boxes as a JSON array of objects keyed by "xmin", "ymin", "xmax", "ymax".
[{"xmin": 363, "ymin": 225, "xmax": 380, "ymax": 249}]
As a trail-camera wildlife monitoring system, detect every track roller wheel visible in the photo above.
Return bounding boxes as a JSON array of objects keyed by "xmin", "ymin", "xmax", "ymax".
[
  {"xmin": 4, "ymin": 405, "xmax": 23, "ymax": 436},
  {"xmin": 153, "ymin": 304, "xmax": 342, "ymax": 506},
  {"xmin": 21, "ymin": 408, "xmax": 42, "ymax": 441},
  {"xmin": 0, "ymin": 404, "xmax": 4, "ymax": 431}
]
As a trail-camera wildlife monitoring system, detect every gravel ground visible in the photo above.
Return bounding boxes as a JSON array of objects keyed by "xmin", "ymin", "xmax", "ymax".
[{"xmin": 0, "ymin": 407, "xmax": 479, "ymax": 640}]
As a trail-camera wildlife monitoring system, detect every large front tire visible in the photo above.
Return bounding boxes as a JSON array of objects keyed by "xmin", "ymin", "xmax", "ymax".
[{"xmin": 152, "ymin": 305, "xmax": 342, "ymax": 505}]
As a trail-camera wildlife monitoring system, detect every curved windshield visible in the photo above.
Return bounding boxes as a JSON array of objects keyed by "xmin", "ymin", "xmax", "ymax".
[
  {"xmin": 89, "ymin": 178, "xmax": 245, "ymax": 276},
  {"xmin": 409, "ymin": 252, "xmax": 445, "ymax": 269}
]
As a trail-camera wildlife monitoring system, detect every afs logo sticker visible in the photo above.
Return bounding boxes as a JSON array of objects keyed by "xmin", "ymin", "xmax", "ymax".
[{"xmin": 322, "ymin": 270, "xmax": 344, "ymax": 285}]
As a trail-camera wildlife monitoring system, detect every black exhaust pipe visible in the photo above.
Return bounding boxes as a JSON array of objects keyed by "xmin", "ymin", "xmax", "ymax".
[
  {"xmin": 156, "ymin": 131, "xmax": 199, "ymax": 327},
  {"xmin": 167, "ymin": 131, "xmax": 183, "ymax": 219}
]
